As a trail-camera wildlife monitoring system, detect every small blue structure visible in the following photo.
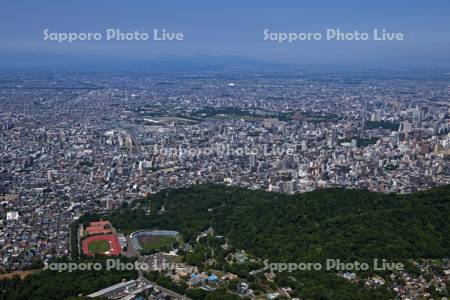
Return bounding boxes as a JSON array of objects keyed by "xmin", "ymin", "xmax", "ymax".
[{"xmin": 208, "ymin": 274, "xmax": 218, "ymax": 282}]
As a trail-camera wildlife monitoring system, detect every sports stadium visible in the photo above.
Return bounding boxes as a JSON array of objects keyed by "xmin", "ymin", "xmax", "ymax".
[
  {"xmin": 81, "ymin": 234, "xmax": 122, "ymax": 256},
  {"xmin": 130, "ymin": 230, "xmax": 179, "ymax": 252}
]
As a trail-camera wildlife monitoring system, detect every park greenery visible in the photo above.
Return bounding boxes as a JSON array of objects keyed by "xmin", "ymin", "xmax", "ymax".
[
  {"xmin": 1, "ymin": 184, "xmax": 449, "ymax": 299},
  {"xmin": 105, "ymin": 184, "xmax": 449, "ymax": 299},
  {"xmin": 0, "ymin": 257, "xmax": 137, "ymax": 300}
]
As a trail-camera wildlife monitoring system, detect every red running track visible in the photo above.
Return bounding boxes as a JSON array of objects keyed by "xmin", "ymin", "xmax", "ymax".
[{"xmin": 81, "ymin": 234, "xmax": 121, "ymax": 256}]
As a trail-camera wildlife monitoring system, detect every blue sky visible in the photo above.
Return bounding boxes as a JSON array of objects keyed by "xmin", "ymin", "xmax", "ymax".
[{"xmin": 1, "ymin": 0, "xmax": 449, "ymax": 67}]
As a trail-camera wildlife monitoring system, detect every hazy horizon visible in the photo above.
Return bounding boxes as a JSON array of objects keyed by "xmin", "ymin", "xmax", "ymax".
[{"xmin": 1, "ymin": 0, "xmax": 450, "ymax": 68}]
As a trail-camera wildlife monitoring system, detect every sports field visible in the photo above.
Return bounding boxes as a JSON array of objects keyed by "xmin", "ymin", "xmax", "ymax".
[
  {"xmin": 137, "ymin": 235, "xmax": 176, "ymax": 250},
  {"xmin": 87, "ymin": 240, "xmax": 110, "ymax": 253},
  {"xmin": 81, "ymin": 234, "xmax": 121, "ymax": 256}
]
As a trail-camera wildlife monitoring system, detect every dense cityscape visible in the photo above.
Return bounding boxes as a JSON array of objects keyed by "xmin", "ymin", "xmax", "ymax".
[{"xmin": 1, "ymin": 70, "xmax": 450, "ymax": 299}]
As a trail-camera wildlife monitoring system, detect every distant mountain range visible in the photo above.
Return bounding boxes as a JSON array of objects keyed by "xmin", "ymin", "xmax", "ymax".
[
  {"xmin": 0, "ymin": 52, "xmax": 287, "ymax": 71},
  {"xmin": 2, "ymin": 51, "xmax": 450, "ymax": 73}
]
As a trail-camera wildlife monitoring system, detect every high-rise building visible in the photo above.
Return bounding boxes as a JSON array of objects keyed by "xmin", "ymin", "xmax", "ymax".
[
  {"xmin": 412, "ymin": 108, "xmax": 422, "ymax": 127},
  {"xmin": 250, "ymin": 154, "xmax": 257, "ymax": 170}
]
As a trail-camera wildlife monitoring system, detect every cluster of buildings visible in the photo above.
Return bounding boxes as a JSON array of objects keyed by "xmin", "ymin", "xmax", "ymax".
[
  {"xmin": 86, "ymin": 278, "xmax": 185, "ymax": 300},
  {"xmin": 141, "ymin": 243, "xmax": 290, "ymax": 299},
  {"xmin": 340, "ymin": 259, "xmax": 450, "ymax": 299},
  {"xmin": 0, "ymin": 71, "xmax": 450, "ymax": 273}
]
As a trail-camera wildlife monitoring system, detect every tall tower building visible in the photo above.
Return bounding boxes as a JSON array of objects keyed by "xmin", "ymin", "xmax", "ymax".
[
  {"xmin": 249, "ymin": 154, "xmax": 257, "ymax": 170},
  {"xmin": 412, "ymin": 108, "xmax": 422, "ymax": 128}
]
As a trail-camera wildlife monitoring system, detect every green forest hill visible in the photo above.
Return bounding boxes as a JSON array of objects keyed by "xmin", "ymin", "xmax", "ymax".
[
  {"xmin": 106, "ymin": 184, "xmax": 450, "ymax": 298},
  {"xmin": 1, "ymin": 184, "xmax": 449, "ymax": 299},
  {"xmin": 111, "ymin": 184, "xmax": 450, "ymax": 261}
]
